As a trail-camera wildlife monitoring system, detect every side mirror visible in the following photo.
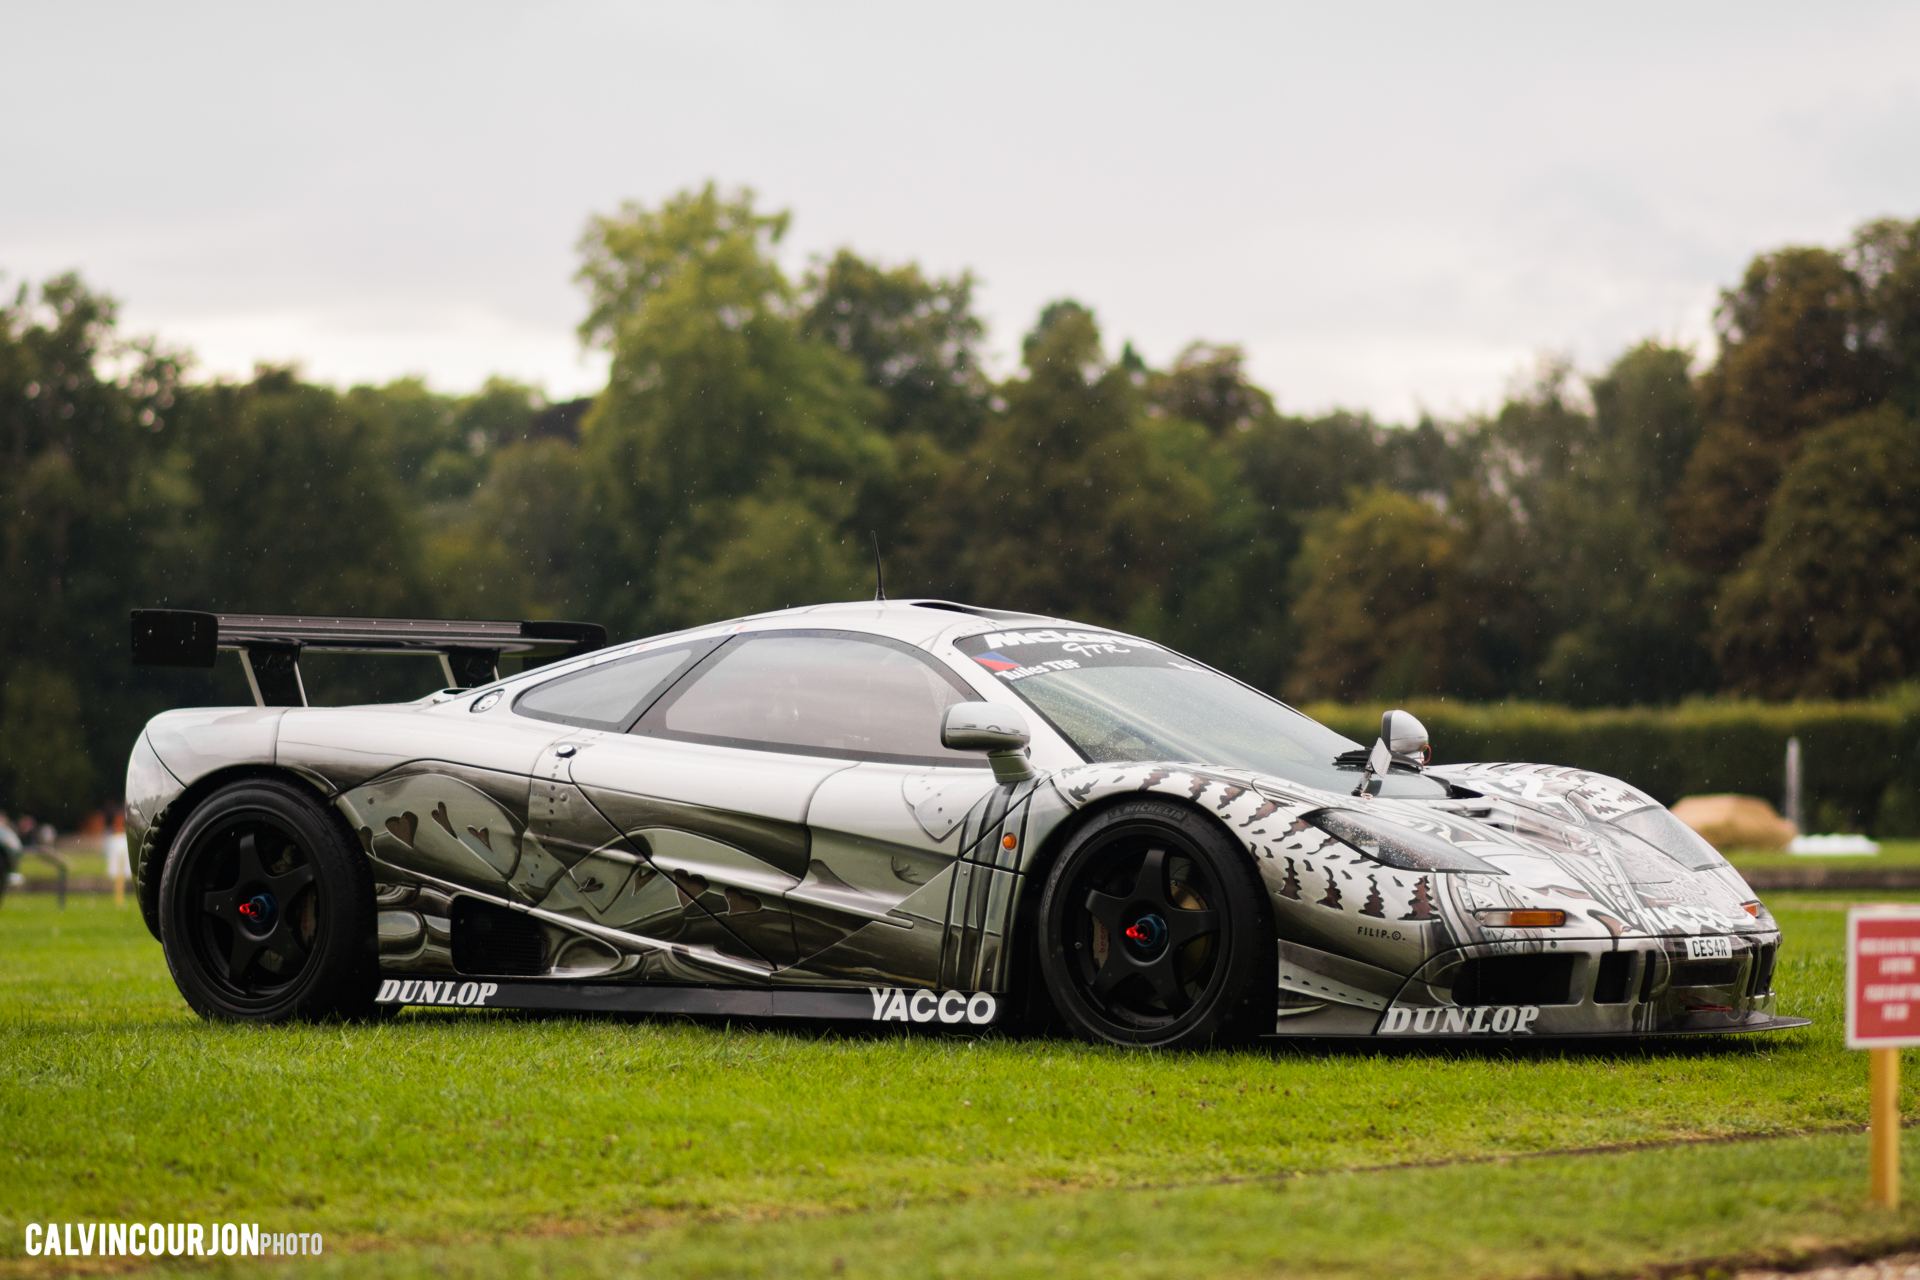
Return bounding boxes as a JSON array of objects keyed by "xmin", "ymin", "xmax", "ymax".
[
  {"xmin": 1382, "ymin": 709, "xmax": 1429, "ymax": 763},
  {"xmin": 942, "ymin": 702, "xmax": 1035, "ymax": 784},
  {"xmin": 1362, "ymin": 709, "xmax": 1430, "ymax": 794}
]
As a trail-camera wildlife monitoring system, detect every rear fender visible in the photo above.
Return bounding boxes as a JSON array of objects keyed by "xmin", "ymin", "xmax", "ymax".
[
  {"xmin": 129, "ymin": 761, "xmax": 331, "ymax": 941},
  {"xmin": 128, "ymin": 706, "xmax": 288, "ymax": 938}
]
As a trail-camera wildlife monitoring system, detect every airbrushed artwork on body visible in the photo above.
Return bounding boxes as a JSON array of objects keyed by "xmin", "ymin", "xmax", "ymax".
[
  {"xmin": 336, "ymin": 748, "xmax": 1770, "ymax": 1031},
  {"xmin": 1043, "ymin": 757, "xmax": 1771, "ymax": 1032},
  {"xmin": 1052, "ymin": 761, "xmax": 1747, "ymax": 936},
  {"xmin": 340, "ymin": 768, "xmax": 743, "ymax": 986},
  {"xmin": 1422, "ymin": 762, "xmax": 1760, "ymax": 937},
  {"xmin": 335, "ymin": 760, "xmax": 1038, "ymax": 993}
]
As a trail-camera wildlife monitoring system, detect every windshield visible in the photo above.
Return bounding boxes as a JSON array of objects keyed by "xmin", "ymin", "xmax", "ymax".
[{"xmin": 957, "ymin": 628, "xmax": 1447, "ymax": 799}]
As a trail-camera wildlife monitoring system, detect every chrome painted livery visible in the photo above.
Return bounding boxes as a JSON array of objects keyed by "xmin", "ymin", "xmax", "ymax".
[{"xmin": 127, "ymin": 600, "xmax": 1798, "ymax": 1039}]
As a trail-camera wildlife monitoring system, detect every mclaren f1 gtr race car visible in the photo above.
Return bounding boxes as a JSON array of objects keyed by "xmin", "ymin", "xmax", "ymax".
[{"xmin": 123, "ymin": 601, "xmax": 1805, "ymax": 1049}]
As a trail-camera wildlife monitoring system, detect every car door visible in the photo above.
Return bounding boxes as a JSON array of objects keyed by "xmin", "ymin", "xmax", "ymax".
[
  {"xmin": 609, "ymin": 629, "xmax": 991, "ymax": 985},
  {"xmin": 502, "ymin": 636, "xmax": 784, "ymax": 974},
  {"xmin": 796, "ymin": 759, "xmax": 1007, "ymax": 988}
]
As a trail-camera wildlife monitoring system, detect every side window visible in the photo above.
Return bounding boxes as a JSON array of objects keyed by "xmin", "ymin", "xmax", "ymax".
[
  {"xmin": 639, "ymin": 632, "xmax": 984, "ymax": 765},
  {"xmin": 513, "ymin": 642, "xmax": 711, "ymax": 732}
]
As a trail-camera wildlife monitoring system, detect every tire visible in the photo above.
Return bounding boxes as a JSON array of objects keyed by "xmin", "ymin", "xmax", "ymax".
[
  {"xmin": 1037, "ymin": 799, "xmax": 1274, "ymax": 1049},
  {"xmin": 158, "ymin": 778, "xmax": 377, "ymax": 1022}
]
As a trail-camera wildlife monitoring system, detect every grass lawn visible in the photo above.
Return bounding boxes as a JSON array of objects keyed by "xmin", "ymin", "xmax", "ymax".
[
  {"xmin": 1725, "ymin": 838, "xmax": 1920, "ymax": 875},
  {"xmin": 4, "ymin": 892, "xmax": 1920, "ymax": 1277}
]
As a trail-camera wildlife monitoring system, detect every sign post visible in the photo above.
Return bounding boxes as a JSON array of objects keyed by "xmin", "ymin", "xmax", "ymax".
[{"xmin": 1846, "ymin": 906, "xmax": 1920, "ymax": 1208}]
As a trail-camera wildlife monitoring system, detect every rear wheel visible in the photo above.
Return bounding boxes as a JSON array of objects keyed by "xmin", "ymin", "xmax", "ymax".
[
  {"xmin": 1037, "ymin": 799, "xmax": 1272, "ymax": 1049},
  {"xmin": 159, "ymin": 779, "xmax": 376, "ymax": 1022}
]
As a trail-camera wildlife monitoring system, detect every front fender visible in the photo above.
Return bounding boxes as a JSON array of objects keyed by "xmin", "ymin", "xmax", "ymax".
[
  {"xmin": 1046, "ymin": 762, "xmax": 1312, "ymax": 842},
  {"xmin": 1036, "ymin": 762, "xmax": 1327, "ymax": 938}
]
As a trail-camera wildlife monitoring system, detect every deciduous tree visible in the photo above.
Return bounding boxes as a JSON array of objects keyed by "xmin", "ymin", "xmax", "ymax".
[
  {"xmin": 1668, "ymin": 247, "xmax": 1877, "ymax": 574},
  {"xmin": 1711, "ymin": 405, "xmax": 1920, "ymax": 697},
  {"xmin": 942, "ymin": 302, "xmax": 1210, "ymax": 628},
  {"xmin": 0, "ymin": 275, "xmax": 190, "ymax": 820},
  {"xmin": 800, "ymin": 250, "xmax": 988, "ymax": 451},
  {"xmin": 575, "ymin": 186, "xmax": 890, "ymax": 634},
  {"xmin": 1284, "ymin": 488, "xmax": 1461, "ymax": 702}
]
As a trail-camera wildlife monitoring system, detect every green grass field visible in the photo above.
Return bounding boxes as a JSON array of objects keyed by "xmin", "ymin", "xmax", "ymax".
[
  {"xmin": 5, "ymin": 893, "xmax": 1920, "ymax": 1278},
  {"xmin": 1726, "ymin": 838, "xmax": 1920, "ymax": 874}
]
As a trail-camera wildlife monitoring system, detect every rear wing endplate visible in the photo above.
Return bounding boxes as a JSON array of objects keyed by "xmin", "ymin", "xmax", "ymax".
[{"xmin": 130, "ymin": 609, "xmax": 607, "ymax": 707}]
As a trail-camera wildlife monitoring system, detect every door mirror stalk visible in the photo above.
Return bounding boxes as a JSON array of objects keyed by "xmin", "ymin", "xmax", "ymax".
[
  {"xmin": 1358, "ymin": 709, "xmax": 1430, "ymax": 796},
  {"xmin": 942, "ymin": 702, "xmax": 1036, "ymax": 784}
]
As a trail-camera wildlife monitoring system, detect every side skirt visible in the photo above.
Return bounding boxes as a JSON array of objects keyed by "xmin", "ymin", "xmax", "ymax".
[{"xmin": 374, "ymin": 975, "xmax": 1004, "ymax": 1025}]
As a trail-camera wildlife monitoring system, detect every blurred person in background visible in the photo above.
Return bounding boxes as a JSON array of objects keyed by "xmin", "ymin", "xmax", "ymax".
[
  {"xmin": 0, "ymin": 813, "xmax": 22, "ymax": 903},
  {"xmin": 104, "ymin": 810, "xmax": 130, "ymax": 907}
]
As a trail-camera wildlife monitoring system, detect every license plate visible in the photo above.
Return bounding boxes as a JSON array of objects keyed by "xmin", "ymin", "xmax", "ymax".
[{"xmin": 1685, "ymin": 935, "xmax": 1733, "ymax": 960}]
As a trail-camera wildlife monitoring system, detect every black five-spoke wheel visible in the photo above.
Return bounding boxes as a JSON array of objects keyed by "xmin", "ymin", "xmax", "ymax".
[
  {"xmin": 159, "ymin": 779, "xmax": 376, "ymax": 1022},
  {"xmin": 1038, "ymin": 799, "xmax": 1273, "ymax": 1049},
  {"xmin": 1080, "ymin": 842, "xmax": 1219, "ymax": 1017},
  {"xmin": 192, "ymin": 825, "xmax": 318, "ymax": 993}
]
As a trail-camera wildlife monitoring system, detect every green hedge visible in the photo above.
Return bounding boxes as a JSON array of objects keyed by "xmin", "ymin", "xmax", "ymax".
[{"xmin": 1300, "ymin": 696, "xmax": 1920, "ymax": 837}]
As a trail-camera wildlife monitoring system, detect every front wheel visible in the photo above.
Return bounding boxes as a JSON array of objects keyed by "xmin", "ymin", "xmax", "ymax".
[
  {"xmin": 158, "ymin": 778, "xmax": 376, "ymax": 1022},
  {"xmin": 1037, "ymin": 799, "xmax": 1273, "ymax": 1049}
]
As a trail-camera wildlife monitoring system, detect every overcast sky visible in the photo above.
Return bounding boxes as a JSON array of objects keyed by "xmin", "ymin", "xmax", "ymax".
[{"xmin": 5, "ymin": 3, "xmax": 1918, "ymax": 422}]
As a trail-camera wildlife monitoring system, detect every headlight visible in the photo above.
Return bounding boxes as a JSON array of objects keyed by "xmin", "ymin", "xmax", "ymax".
[{"xmin": 1309, "ymin": 808, "xmax": 1504, "ymax": 874}]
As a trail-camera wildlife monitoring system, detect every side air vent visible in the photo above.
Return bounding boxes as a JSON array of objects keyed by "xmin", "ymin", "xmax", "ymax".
[
  {"xmin": 1451, "ymin": 954, "xmax": 1577, "ymax": 1006},
  {"xmin": 1593, "ymin": 951, "xmax": 1633, "ymax": 1004},
  {"xmin": 1749, "ymin": 943, "xmax": 1778, "ymax": 996},
  {"xmin": 450, "ymin": 897, "xmax": 547, "ymax": 976}
]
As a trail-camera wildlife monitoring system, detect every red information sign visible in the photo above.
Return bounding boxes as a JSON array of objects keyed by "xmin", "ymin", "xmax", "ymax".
[{"xmin": 1847, "ymin": 906, "xmax": 1920, "ymax": 1049}]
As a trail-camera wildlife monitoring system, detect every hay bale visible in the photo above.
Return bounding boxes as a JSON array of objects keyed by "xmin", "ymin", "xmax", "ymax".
[{"xmin": 1671, "ymin": 794, "xmax": 1797, "ymax": 851}]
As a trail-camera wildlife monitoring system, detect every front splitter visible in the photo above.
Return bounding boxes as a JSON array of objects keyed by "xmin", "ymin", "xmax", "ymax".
[{"xmin": 1262, "ymin": 1013, "xmax": 1813, "ymax": 1041}]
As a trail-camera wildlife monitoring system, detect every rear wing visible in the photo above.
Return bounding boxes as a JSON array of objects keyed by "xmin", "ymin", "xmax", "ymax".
[{"xmin": 130, "ymin": 609, "xmax": 607, "ymax": 707}]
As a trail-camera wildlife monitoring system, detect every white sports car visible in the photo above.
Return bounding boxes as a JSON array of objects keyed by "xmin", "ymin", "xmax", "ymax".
[{"xmin": 124, "ymin": 600, "xmax": 1802, "ymax": 1049}]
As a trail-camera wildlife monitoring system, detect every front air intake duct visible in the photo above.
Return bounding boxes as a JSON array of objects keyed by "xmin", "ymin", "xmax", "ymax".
[{"xmin": 1450, "ymin": 953, "xmax": 1577, "ymax": 1006}]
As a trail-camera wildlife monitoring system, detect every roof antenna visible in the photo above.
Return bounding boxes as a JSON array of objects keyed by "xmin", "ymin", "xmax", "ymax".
[{"xmin": 871, "ymin": 531, "xmax": 886, "ymax": 601}]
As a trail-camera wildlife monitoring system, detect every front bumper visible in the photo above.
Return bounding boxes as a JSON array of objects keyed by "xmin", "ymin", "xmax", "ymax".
[{"xmin": 1269, "ymin": 931, "xmax": 1804, "ymax": 1039}]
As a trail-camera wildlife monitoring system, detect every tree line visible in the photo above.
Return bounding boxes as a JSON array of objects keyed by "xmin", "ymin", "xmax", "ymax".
[{"xmin": 3, "ymin": 185, "xmax": 1917, "ymax": 822}]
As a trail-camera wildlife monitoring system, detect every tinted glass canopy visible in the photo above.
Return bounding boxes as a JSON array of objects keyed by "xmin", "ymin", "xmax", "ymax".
[
  {"xmin": 957, "ymin": 627, "xmax": 1448, "ymax": 798},
  {"xmin": 512, "ymin": 643, "xmax": 711, "ymax": 731},
  {"xmin": 640, "ymin": 631, "xmax": 984, "ymax": 766}
]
